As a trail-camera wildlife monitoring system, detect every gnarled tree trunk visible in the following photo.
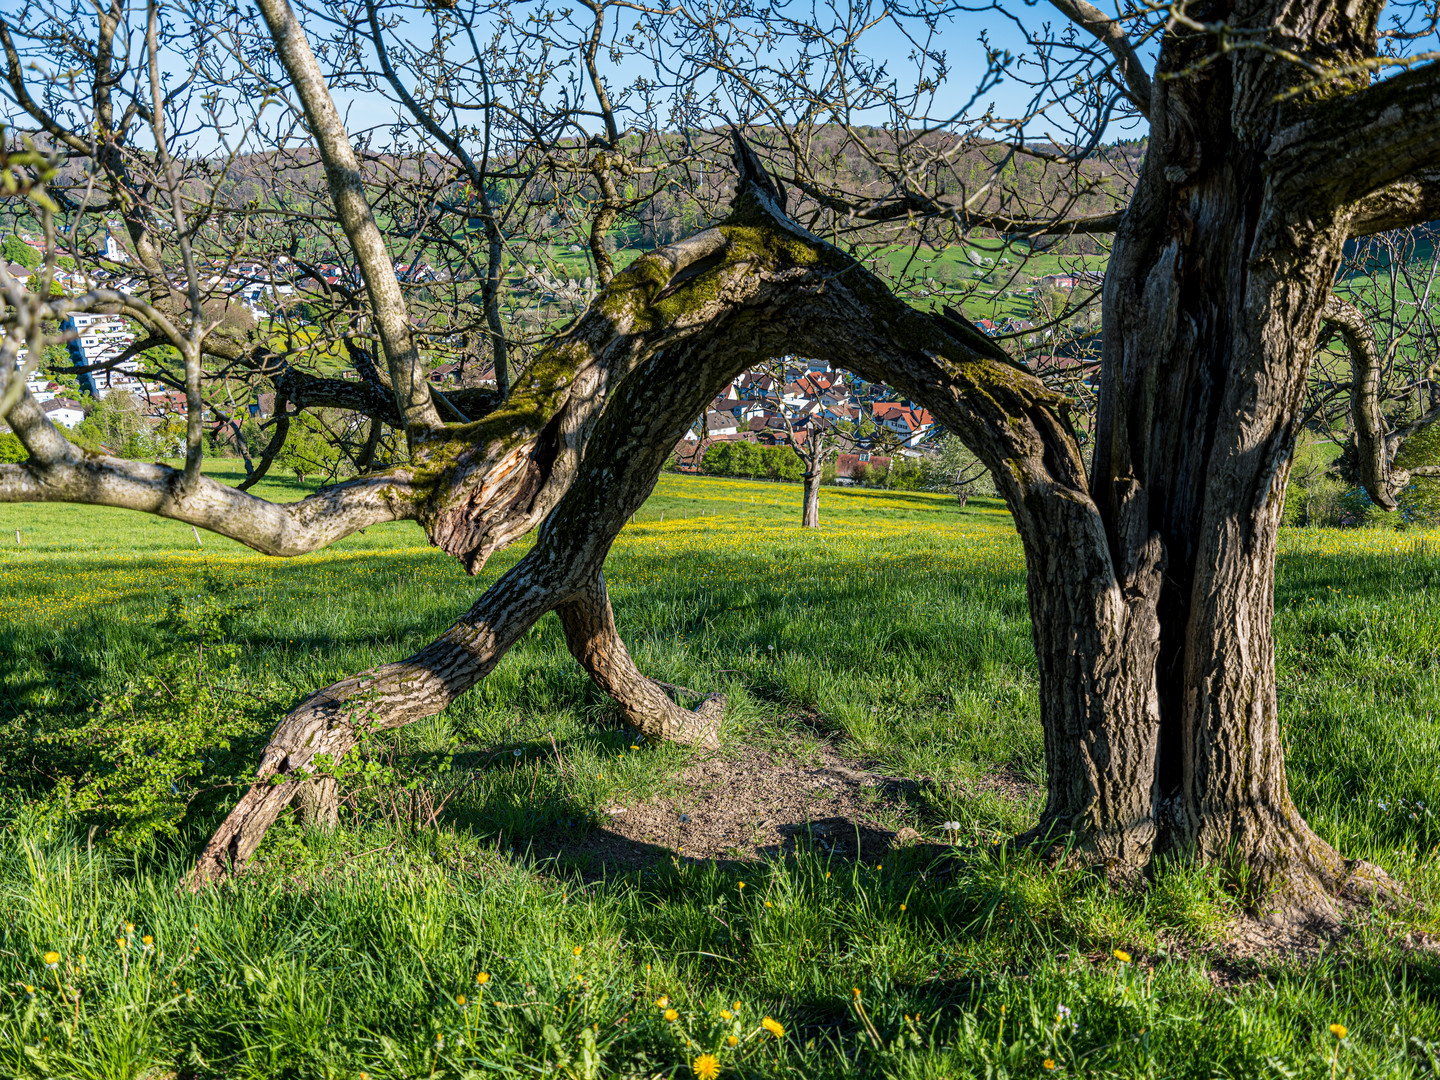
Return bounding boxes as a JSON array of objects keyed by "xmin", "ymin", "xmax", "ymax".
[
  {"xmin": 1024, "ymin": 9, "xmax": 1434, "ymax": 918},
  {"xmin": 186, "ymin": 141, "xmax": 1090, "ymax": 886}
]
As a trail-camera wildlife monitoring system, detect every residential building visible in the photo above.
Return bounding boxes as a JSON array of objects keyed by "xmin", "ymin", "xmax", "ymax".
[
  {"xmin": 63, "ymin": 313, "xmax": 139, "ymax": 398},
  {"xmin": 42, "ymin": 398, "xmax": 86, "ymax": 428}
]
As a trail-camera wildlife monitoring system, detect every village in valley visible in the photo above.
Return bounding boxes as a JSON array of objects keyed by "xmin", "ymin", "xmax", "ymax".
[{"xmin": 3, "ymin": 224, "xmax": 1101, "ymax": 487}]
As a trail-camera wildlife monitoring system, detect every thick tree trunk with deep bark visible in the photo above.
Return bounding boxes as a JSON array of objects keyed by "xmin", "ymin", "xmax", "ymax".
[{"xmin": 1024, "ymin": 8, "xmax": 1418, "ymax": 916}]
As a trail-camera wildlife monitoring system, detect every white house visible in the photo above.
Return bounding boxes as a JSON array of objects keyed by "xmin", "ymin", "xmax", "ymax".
[
  {"xmin": 704, "ymin": 411, "xmax": 739, "ymax": 437},
  {"xmin": 42, "ymin": 398, "xmax": 86, "ymax": 428}
]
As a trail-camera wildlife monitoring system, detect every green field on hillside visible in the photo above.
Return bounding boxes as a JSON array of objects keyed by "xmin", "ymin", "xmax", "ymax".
[{"xmin": 1, "ymin": 471, "xmax": 1439, "ymax": 1078}]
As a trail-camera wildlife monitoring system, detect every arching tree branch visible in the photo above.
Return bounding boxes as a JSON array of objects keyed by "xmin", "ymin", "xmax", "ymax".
[{"xmin": 1319, "ymin": 294, "xmax": 1402, "ymax": 509}]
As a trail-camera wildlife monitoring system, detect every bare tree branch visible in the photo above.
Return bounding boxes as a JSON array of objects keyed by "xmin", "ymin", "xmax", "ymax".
[
  {"xmin": 1046, "ymin": 0, "xmax": 1153, "ymax": 116},
  {"xmin": 253, "ymin": 0, "xmax": 442, "ymax": 433}
]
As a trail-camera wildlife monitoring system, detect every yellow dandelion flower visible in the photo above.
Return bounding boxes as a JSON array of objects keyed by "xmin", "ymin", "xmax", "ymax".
[
  {"xmin": 43, "ymin": 951, "xmax": 59, "ymax": 969},
  {"xmin": 899, "ymin": 903, "xmax": 907, "ymax": 911},
  {"xmin": 726, "ymin": 1035, "xmax": 738, "ymax": 1047},
  {"xmin": 24, "ymin": 985, "xmax": 34, "ymax": 995},
  {"xmin": 656, "ymin": 996, "xmax": 670, "ymax": 1008},
  {"xmin": 456, "ymin": 994, "xmax": 467, "ymax": 1006},
  {"xmin": 737, "ymin": 882, "xmax": 745, "ymax": 890},
  {"xmin": 142, "ymin": 935, "xmax": 154, "ymax": 949},
  {"xmin": 1112, "ymin": 949, "xmax": 1131, "ymax": 964},
  {"xmin": 475, "ymin": 972, "xmax": 490, "ymax": 985},
  {"xmin": 692, "ymin": 1052, "xmax": 721, "ymax": 1080},
  {"xmin": 1043, "ymin": 1059, "xmax": 1057, "ymax": 1070},
  {"xmin": 764, "ymin": 901, "xmax": 772, "ymax": 908},
  {"xmin": 761, "ymin": 1017, "xmax": 785, "ymax": 1038},
  {"xmin": 733, "ymin": 1001, "xmax": 741, "ymax": 1011},
  {"xmin": 665, "ymin": 1008, "xmax": 679, "ymax": 1022},
  {"xmin": 852, "ymin": 987, "xmax": 861, "ymax": 999},
  {"xmin": 1330, "ymin": 1023, "xmax": 1347, "ymax": 1039},
  {"xmin": 720, "ymin": 1009, "xmax": 732, "ymax": 1020}
]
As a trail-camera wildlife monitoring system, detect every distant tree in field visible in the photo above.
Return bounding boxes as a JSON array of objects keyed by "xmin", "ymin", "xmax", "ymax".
[
  {"xmin": 922, "ymin": 434, "xmax": 993, "ymax": 505},
  {"xmin": 1308, "ymin": 228, "xmax": 1440, "ymax": 519},
  {"xmin": 273, "ymin": 412, "xmax": 343, "ymax": 485},
  {"xmin": 70, "ymin": 392, "xmax": 157, "ymax": 459},
  {"xmin": 750, "ymin": 360, "xmax": 863, "ymax": 527},
  {"xmin": 5, "ymin": 0, "xmax": 1440, "ymax": 927}
]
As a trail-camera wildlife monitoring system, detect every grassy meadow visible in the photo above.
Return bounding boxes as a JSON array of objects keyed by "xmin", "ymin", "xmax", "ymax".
[{"xmin": 1, "ymin": 469, "xmax": 1440, "ymax": 1078}]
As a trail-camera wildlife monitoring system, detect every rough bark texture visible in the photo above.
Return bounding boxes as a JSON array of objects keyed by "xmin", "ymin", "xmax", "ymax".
[
  {"xmin": 802, "ymin": 471, "xmax": 821, "ymax": 529},
  {"xmin": 557, "ymin": 574, "xmax": 723, "ymax": 748},
  {"xmin": 1049, "ymin": 0, "xmax": 1428, "ymax": 916},
  {"xmin": 294, "ymin": 778, "xmax": 339, "ymax": 831}
]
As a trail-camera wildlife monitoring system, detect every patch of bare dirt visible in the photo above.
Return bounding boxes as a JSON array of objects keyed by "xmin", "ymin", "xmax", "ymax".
[{"xmin": 530, "ymin": 741, "xmax": 1001, "ymax": 874}]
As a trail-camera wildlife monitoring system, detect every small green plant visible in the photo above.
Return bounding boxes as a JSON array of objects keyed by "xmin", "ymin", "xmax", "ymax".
[{"xmin": 21, "ymin": 580, "xmax": 283, "ymax": 846}]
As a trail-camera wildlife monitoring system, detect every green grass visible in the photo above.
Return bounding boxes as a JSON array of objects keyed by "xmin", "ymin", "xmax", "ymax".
[{"xmin": 2, "ymin": 469, "xmax": 1439, "ymax": 1078}]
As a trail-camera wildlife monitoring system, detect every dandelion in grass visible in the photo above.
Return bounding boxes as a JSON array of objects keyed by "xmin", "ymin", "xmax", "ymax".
[
  {"xmin": 737, "ymin": 882, "xmax": 745, "ymax": 891},
  {"xmin": 24, "ymin": 985, "xmax": 34, "ymax": 996},
  {"xmin": 1329, "ymin": 1022, "xmax": 1348, "ymax": 1080},
  {"xmin": 726, "ymin": 1035, "xmax": 738, "ymax": 1047},
  {"xmin": 573, "ymin": 945, "xmax": 583, "ymax": 956},
  {"xmin": 692, "ymin": 1053, "xmax": 721, "ymax": 1080},
  {"xmin": 720, "ymin": 1009, "xmax": 732, "ymax": 1020},
  {"xmin": 665, "ymin": 1008, "xmax": 679, "ymax": 1022},
  {"xmin": 761, "ymin": 1017, "xmax": 785, "ymax": 1038},
  {"xmin": 475, "ymin": 972, "xmax": 490, "ymax": 985},
  {"xmin": 1043, "ymin": 1060, "xmax": 1057, "ymax": 1071},
  {"xmin": 656, "ymin": 996, "xmax": 669, "ymax": 1008},
  {"xmin": 456, "ymin": 994, "xmax": 467, "ymax": 1007},
  {"xmin": 1113, "ymin": 949, "xmax": 1131, "ymax": 964},
  {"xmin": 899, "ymin": 903, "xmax": 907, "ymax": 912},
  {"xmin": 141, "ymin": 935, "xmax": 154, "ymax": 951},
  {"xmin": 43, "ymin": 951, "xmax": 59, "ymax": 970}
]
